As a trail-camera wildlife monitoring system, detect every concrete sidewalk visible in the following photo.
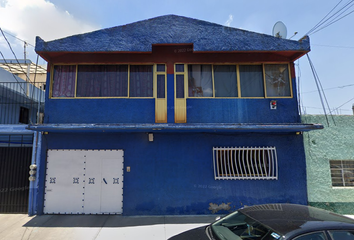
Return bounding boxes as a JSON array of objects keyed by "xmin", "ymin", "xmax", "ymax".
[{"xmin": 0, "ymin": 214, "xmax": 216, "ymax": 240}]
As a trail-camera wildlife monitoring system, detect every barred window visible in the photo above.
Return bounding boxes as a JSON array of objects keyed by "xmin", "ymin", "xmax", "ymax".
[
  {"xmin": 330, "ymin": 160, "xmax": 354, "ymax": 187},
  {"xmin": 213, "ymin": 147, "xmax": 278, "ymax": 180}
]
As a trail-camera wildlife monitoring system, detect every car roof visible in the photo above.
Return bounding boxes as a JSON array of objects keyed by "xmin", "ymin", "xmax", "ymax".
[{"xmin": 239, "ymin": 204, "xmax": 354, "ymax": 237}]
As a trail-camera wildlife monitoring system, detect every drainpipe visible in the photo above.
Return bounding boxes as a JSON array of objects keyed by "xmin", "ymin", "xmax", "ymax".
[
  {"xmin": 26, "ymin": 60, "xmax": 31, "ymax": 97},
  {"xmin": 28, "ymin": 131, "xmax": 41, "ymax": 216}
]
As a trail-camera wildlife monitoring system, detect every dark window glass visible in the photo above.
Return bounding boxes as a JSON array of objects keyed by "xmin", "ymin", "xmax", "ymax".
[
  {"xmin": 239, "ymin": 65, "xmax": 264, "ymax": 97},
  {"xmin": 52, "ymin": 65, "xmax": 76, "ymax": 97},
  {"xmin": 129, "ymin": 65, "xmax": 153, "ymax": 97},
  {"xmin": 294, "ymin": 232, "xmax": 326, "ymax": 240},
  {"xmin": 176, "ymin": 75, "xmax": 184, "ymax": 98},
  {"xmin": 76, "ymin": 65, "xmax": 128, "ymax": 97},
  {"xmin": 19, "ymin": 107, "xmax": 29, "ymax": 124},
  {"xmin": 157, "ymin": 64, "xmax": 165, "ymax": 72},
  {"xmin": 214, "ymin": 65, "xmax": 238, "ymax": 97},
  {"xmin": 157, "ymin": 75, "xmax": 165, "ymax": 98},
  {"xmin": 175, "ymin": 64, "xmax": 184, "ymax": 72},
  {"xmin": 329, "ymin": 230, "xmax": 354, "ymax": 240}
]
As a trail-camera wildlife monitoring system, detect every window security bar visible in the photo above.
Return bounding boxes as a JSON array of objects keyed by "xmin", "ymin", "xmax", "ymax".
[
  {"xmin": 330, "ymin": 160, "xmax": 354, "ymax": 187},
  {"xmin": 213, "ymin": 147, "xmax": 278, "ymax": 180}
]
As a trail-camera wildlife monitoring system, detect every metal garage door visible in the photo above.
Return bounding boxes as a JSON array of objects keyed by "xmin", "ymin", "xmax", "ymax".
[{"xmin": 44, "ymin": 149, "xmax": 124, "ymax": 214}]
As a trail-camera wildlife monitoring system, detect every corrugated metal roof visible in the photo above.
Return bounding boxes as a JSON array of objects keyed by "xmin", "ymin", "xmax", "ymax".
[
  {"xmin": 35, "ymin": 15, "xmax": 310, "ymax": 54},
  {"xmin": 0, "ymin": 60, "xmax": 46, "ymax": 74}
]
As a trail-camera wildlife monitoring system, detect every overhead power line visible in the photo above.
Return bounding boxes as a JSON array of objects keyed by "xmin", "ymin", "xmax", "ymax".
[
  {"xmin": 304, "ymin": 0, "xmax": 354, "ymax": 36},
  {"xmin": 0, "ymin": 28, "xmax": 35, "ymax": 47},
  {"xmin": 306, "ymin": 53, "xmax": 336, "ymax": 125},
  {"xmin": 302, "ymin": 83, "xmax": 354, "ymax": 94},
  {"xmin": 329, "ymin": 96, "xmax": 354, "ymax": 114},
  {"xmin": 312, "ymin": 43, "xmax": 354, "ymax": 49},
  {"xmin": 0, "ymin": 28, "xmax": 34, "ymax": 83}
]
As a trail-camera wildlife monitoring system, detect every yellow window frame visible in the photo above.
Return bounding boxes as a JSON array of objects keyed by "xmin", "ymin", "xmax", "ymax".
[
  {"xmin": 174, "ymin": 63, "xmax": 293, "ymax": 99},
  {"xmin": 50, "ymin": 63, "xmax": 165, "ymax": 99}
]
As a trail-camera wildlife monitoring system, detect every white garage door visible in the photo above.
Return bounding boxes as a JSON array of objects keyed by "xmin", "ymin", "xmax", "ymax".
[{"xmin": 44, "ymin": 149, "xmax": 124, "ymax": 214}]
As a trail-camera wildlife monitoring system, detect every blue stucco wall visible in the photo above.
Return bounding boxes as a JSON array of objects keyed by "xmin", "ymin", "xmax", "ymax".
[
  {"xmin": 44, "ymin": 73, "xmax": 300, "ymax": 124},
  {"xmin": 36, "ymin": 132, "xmax": 307, "ymax": 215}
]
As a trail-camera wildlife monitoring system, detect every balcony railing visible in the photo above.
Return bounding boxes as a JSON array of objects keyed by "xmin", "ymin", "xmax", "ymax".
[{"xmin": 0, "ymin": 82, "xmax": 45, "ymax": 124}]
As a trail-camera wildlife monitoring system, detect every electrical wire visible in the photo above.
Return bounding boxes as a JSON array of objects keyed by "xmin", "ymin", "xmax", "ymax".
[
  {"xmin": 306, "ymin": 53, "xmax": 336, "ymax": 125},
  {"xmin": 304, "ymin": 0, "xmax": 344, "ymax": 36},
  {"xmin": 0, "ymin": 29, "xmax": 35, "ymax": 47},
  {"xmin": 0, "ymin": 28, "xmax": 33, "ymax": 83},
  {"xmin": 328, "ymin": 96, "xmax": 354, "ymax": 114},
  {"xmin": 311, "ymin": 7, "xmax": 354, "ymax": 35},
  {"xmin": 0, "ymin": 28, "xmax": 44, "ymax": 125},
  {"xmin": 312, "ymin": 43, "xmax": 354, "ymax": 49},
  {"xmin": 0, "ymin": 51, "xmax": 28, "ymax": 96},
  {"xmin": 295, "ymin": 60, "xmax": 305, "ymax": 115},
  {"xmin": 304, "ymin": 0, "xmax": 354, "ymax": 36},
  {"xmin": 302, "ymin": 83, "xmax": 354, "ymax": 94}
]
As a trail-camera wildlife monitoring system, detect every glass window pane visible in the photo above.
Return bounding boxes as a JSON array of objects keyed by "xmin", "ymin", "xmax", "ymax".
[
  {"xmin": 188, "ymin": 64, "xmax": 213, "ymax": 97},
  {"xmin": 214, "ymin": 65, "xmax": 237, "ymax": 97},
  {"xmin": 294, "ymin": 232, "xmax": 326, "ymax": 240},
  {"xmin": 265, "ymin": 64, "xmax": 291, "ymax": 97},
  {"xmin": 176, "ymin": 75, "xmax": 184, "ymax": 98},
  {"xmin": 129, "ymin": 65, "xmax": 153, "ymax": 97},
  {"xmin": 329, "ymin": 230, "xmax": 354, "ymax": 240},
  {"xmin": 76, "ymin": 65, "xmax": 128, "ymax": 97},
  {"xmin": 52, "ymin": 65, "xmax": 76, "ymax": 97},
  {"xmin": 239, "ymin": 65, "xmax": 264, "ymax": 97},
  {"xmin": 157, "ymin": 75, "xmax": 165, "ymax": 98},
  {"xmin": 157, "ymin": 64, "xmax": 165, "ymax": 72},
  {"xmin": 329, "ymin": 160, "xmax": 354, "ymax": 187},
  {"xmin": 175, "ymin": 64, "xmax": 184, "ymax": 72}
]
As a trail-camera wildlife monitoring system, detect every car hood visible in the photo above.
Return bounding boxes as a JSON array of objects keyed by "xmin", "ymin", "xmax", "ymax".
[{"xmin": 168, "ymin": 226, "xmax": 210, "ymax": 240}]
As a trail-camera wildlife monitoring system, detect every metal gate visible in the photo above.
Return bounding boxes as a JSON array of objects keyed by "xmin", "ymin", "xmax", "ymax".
[
  {"xmin": 0, "ymin": 147, "xmax": 32, "ymax": 213},
  {"xmin": 44, "ymin": 149, "xmax": 124, "ymax": 214}
]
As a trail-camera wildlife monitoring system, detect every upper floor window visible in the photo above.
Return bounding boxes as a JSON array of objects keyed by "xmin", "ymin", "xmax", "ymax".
[
  {"xmin": 76, "ymin": 65, "xmax": 129, "ymax": 97},
  {"xmin": 180, "ymin": 63, "xmax": 292, "ymax": 98},
  {"xmin": 51, "ymin": 64, "xmax": 155, "ymax": 98}
]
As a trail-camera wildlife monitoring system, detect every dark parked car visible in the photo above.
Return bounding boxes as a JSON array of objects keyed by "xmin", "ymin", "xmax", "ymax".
[{"xmin": 168, "ymin": 203, "xmax": 354, "ymax": 240}]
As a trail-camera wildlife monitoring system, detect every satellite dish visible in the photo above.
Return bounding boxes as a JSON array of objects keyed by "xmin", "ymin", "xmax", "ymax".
[{"xmin": 272, "ymin": 21, "xmax": 287, "ymax": 39}]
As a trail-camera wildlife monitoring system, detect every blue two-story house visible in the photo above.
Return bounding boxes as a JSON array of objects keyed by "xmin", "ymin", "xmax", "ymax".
[{"xmin": 29, "ymin": 15, "xmax": 322, "ymax": 215}]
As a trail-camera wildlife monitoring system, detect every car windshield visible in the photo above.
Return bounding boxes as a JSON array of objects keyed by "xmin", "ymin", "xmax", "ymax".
[{"xmin": 211, "ymin": 211, "xmax": 281, "ymax": 240}]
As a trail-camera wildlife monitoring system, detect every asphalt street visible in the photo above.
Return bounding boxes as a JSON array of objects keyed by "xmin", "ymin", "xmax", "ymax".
[{"xmin": 2, "ymin": 213, "xmax": 354, "ymax": 240}]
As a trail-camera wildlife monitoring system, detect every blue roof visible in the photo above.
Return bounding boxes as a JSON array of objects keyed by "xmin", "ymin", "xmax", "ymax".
[{"xmin": 35, "ymin": 15, "xmax": 310, "ymax": 53}]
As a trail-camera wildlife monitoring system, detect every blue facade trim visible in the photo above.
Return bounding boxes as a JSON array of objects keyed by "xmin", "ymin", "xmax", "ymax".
[
  {"xmin": 0, "ymin": 124, "xmax": 34, "ymax": 134},
  {"xmin": 27, "ymin": 122, "xmax": 323, "ymax": 133},
  {"xmin": 35, "ymin": 15, "xmax": 310, "ymax": 54},
  {"xmin": 43, "ymin": 99, "xmax": 155, "ymax": 124}
]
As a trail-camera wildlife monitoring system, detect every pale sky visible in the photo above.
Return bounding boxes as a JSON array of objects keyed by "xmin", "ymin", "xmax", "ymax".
[{"xmin": 0, "ymin": 0, "xmax": 353, "ymax": 115}]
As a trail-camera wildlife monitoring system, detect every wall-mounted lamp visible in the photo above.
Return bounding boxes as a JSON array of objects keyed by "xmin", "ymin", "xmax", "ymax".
[
  {"xmin": 270, "ymin": 100, "xmax": 277, "ymax": 110},
  {"xmin": 148, "ymin": 133, "xmax": 154, "ymax": 142}
]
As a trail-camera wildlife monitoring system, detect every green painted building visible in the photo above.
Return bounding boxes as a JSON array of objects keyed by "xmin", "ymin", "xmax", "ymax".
[{"xmin": 303, "ymin": 114, "xmax": 354, "ymax": 214}]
